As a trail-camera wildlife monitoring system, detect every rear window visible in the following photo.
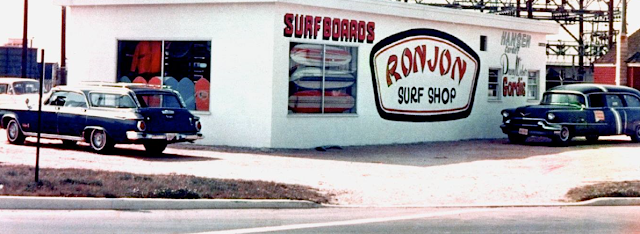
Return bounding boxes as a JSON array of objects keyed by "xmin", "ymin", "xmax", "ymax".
[
  {"xmin": 136, "ymin": 93, "xmax": 183, "ymax": 108},
  {"xmin": 13, "ymin": 81, "xmax": 40, "ymax": 95},
  {"xmin": 90, "ymin": 93, "xmax": 137, "ymax": 108}
]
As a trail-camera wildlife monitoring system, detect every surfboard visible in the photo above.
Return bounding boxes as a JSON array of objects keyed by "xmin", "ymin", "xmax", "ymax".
[
  {"xmin": 132, "ymin": 76, "xmax": 147, "ymax": 84},
  {"xmin": 119, "ymin": 76, "xmax": 131, "ymax": 83},
  {"xmin": 195, "ymin": 78, "xmax": 210, "ymax": 111},
  {"xmin": 164, "ymin": 76, "xmax": 178, "ymax": 91},
  {"xmin": 290, "ymin": 67, "xmax": 355, "ymax": 90},
  {"xmin": 288, "ymin": 90, "xmax": 355, "ymax": 113},
  {"xmin": 148, "ymin": 76, "xmax": 162, "ymax": 86},
  {"xmin": 177, "ymin": 77, "xmax": 196, "ymax": 110},
  {"xmin": 290, "ymin": 44, "xmax": 352, "ymax": 67}
]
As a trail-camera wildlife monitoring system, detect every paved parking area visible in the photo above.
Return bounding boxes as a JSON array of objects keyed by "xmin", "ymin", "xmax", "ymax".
[{"xmin": 1, "ymin": 130, "xmax": 639, "ymax": 206}]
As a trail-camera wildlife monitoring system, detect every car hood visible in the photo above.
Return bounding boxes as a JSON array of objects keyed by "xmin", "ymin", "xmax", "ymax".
[{"xmin": 514, "ymin": 105, "xmax": 579, "ymax": 118}]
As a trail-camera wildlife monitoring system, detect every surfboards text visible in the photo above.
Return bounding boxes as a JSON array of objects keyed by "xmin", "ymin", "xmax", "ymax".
[{"xmin": 283, "ymin": 13, "xmax": 375, "ymax": 44}]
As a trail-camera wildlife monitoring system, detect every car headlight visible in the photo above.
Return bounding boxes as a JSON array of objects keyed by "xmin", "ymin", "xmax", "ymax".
[
  {"xmin": 547, "ymin": 113, "xmax": 556, "ymax": 121},
  {"xmin": 501, "ymin": 111, "xmax": 510, "ymax": 118}
]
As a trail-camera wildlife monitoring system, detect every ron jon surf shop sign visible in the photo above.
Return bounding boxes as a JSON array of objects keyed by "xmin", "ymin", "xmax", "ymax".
[{"xmin": 370, "ymin": 29, "xmax": 480, "ymax": 122}]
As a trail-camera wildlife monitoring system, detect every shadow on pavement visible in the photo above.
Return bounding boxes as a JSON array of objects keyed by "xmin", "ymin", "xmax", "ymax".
[
  {"xmin": 20, "ymin": 140, "xmax": 218, "ymax": 162},
  {"xmin": 170, "ymin": 136, "xmax": 638, "ymax": 167}
]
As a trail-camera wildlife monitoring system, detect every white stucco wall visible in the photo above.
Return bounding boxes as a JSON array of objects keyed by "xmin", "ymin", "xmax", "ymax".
[
  {"xmin": 269, "ymin": 1, "xmax": 555, "ymax": 148},
  {"xmin": 58, "ymin": 0, "xmax": 557, "ymax": 148},
  {"xmin": 64, "ymin": 2, "xmax": 277, "ymax": 147}
]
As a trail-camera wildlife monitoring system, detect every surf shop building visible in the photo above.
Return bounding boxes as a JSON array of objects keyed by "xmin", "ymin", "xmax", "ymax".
[{"xmin": 55, "ymin": 0, "xmax": 557, "ymax": 148}]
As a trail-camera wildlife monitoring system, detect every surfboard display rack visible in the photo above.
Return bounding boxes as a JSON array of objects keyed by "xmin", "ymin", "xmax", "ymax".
[{"xmin": 288, "ymin": 42, "xmax": 357, "ymax": 114}]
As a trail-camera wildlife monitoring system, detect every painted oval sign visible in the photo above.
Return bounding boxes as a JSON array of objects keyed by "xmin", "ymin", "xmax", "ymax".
[{"xmin": 370, "ymin": 29, "xmax": 481, "ymax": 122}]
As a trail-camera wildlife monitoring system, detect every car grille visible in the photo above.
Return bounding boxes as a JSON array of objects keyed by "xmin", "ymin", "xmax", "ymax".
[{"xmin": 509, "ymin": 117, "xmax": 544, "ymax": 127}]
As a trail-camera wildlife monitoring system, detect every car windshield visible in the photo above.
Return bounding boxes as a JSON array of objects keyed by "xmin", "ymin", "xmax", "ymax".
[
  {"xmin": 136, "ymin": 93, "xmax": 183, "ymax": 108},
  {"xmin": 13, "ymin": 81, "xmax": 40, "ymax": 95},
  {"xmin": 541, "ymin": 93, "xmax": 585, "ymax": 107}
]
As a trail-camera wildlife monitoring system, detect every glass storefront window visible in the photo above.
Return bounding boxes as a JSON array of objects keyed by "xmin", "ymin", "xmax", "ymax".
[
  {"xmin": 288, "ymin": 42, "xmax": 357, "ymax": 114},
  {"xmin": 116, "ymin": 40, "xmax": 211, "ymax": 111}
]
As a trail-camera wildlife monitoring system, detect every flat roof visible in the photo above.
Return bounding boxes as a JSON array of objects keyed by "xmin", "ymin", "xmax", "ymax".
[{"xmin": 54, "ymin": 0, "xmax": 558, "ymax": 35}]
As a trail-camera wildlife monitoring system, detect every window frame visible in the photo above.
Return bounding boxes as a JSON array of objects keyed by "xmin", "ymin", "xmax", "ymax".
[
  {"xmin": 287, "ymin": 41, "xmax": 358, "ymax": 115},
  {"xmin": 527, "ymin": 70, "xmax": 540, "ymax": 101},
  {"xmin": 488, "ymin": 68, "xmax": 501, "ymax": 101},
  {"xmin": 115, "ymin": 39, "xmax": 212, "ymax": 112}
]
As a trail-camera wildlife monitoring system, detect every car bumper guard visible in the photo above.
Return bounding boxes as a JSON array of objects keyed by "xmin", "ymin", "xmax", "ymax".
[{"xmin": 126, "ymin": 131, "xmax": 203, "ymax": 142}]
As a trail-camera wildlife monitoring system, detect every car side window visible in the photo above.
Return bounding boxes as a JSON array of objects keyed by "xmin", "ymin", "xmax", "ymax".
[
  {"xmin": 624, "ymin": 95, "xmax": 640, "ymax": 107},
  {"xmin": 588, "ymin": 94, "xmax": 605, "ymax": 108},
  {"xmin": 64, "ymin": 92, "xmax": 88, "ymax": 108},
  {"xmin": 47, "ymin": 91, "xmax": 68, "ymax": 106},
  {"xmin": 90, "ymin": 93, "xmax": 136, "ymax": 108},
  {"xmin": 0, "ymin": 84, "xmax": 7, "ymax": 94},
  {"xmin": 606, "ymin": 95, "xmax": 623, "ymax": 108}
]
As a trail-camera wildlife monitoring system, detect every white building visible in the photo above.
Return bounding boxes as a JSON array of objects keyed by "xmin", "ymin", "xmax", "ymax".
[{"xmin": 55, "ymin": 0, "xmax": 558, "ymax": 148}]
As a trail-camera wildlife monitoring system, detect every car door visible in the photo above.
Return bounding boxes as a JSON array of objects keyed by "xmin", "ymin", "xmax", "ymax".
[
  {"xmin": 56, "ymin": 91, "xmax": 88, "ymax": 137},
  {"xmin": 604, "ymin": 94, "xmax": 626, "ymax": 135},
  {"xmin": 620, "ymin": 94, "xmax": 640, "ymax": 135},
  {"xmin": 39, "ymin": 91, "xmax": 67, "ymax": 134},
  {"xmin": 587, "ymin": 94, "xmax": 620, "ymax": 136}
]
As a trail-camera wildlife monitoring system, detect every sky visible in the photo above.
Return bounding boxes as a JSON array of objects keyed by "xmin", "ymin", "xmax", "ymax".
[{"xmin": 0, "ymin": 0, "xmax": 639, "ymax": 64}]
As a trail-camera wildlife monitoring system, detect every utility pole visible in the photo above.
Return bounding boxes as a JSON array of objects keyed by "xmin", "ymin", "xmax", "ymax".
[{"xmin": 21, "ymin": 0, "xmax": 28, "ymax": 78}]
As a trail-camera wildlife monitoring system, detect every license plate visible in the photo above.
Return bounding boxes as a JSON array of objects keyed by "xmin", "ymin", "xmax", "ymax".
[
  {"xmin": 167, "ymin": 133, "xmax": 176, "ymax": 141},
  {"xmin": 518, "ymin": 128, "xmax": 528, "ymax": 136}
]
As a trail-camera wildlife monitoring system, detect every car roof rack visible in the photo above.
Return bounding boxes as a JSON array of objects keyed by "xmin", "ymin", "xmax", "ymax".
[{"xmin": 79, "ymin": 81, "xmax": 168, "ymax": 89}]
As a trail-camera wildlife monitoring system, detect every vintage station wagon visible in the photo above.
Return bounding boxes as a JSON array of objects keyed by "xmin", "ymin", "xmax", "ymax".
[
  {"xmin": 1, "ymin": 82, "xmax": 203, "ymax": 154},
  {"xmin": 500, "ymin": 84, "xmax": 640, "ymax": 145}
]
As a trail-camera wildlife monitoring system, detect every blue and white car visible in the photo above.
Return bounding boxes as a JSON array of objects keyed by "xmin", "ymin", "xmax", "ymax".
[
  {"xmin": 1, "ymin": 82, "xmax": 203, "ymax": 154},
  {"xmin": 500, "ymin": 84, "xmax": 640, "ymax": 145}
]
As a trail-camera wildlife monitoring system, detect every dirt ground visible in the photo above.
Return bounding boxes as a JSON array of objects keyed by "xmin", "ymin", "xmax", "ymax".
[{"xmin": 1, "ymin": 130, "xmax": 639, "ymax": 206}]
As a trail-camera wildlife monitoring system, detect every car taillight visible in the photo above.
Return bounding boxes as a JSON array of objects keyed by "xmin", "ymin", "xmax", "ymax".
[
  {"xmin": 137, "ymin": 120, "xmax": 146, "ymax": 131},
  {"xmin": 195, "ymin": 120, "xmax": 202, "ymax": 131}
]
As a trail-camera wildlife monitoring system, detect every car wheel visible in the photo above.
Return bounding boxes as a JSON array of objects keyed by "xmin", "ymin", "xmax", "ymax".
[
  {"xmin": 631, "ymin": 126, "xmax": 640, "ymax": 143},
  {"xmin": 6, "ymin": 119, "xmax": 25, "ymax": 145},
  {"xmin": 144, "ymin": 142, "xmax": 168, "ymax": 155},
  {"xmin": 553, "ymin": 126, "xmax": 572, "ymax": 146},
  {"xmin": 61, "ymin": 140, "xmax": 77, "ymax": 147},
  {"xmin": 585, "ymin": 135, "xmax": 599, "ymax": 143},
  {"xmin": 508, "ymin": 134, "xmax": 528, "ymax": 144},
  {"xmin": 90, "ymin": 129, "xmax": 114, "ymax": 153}
]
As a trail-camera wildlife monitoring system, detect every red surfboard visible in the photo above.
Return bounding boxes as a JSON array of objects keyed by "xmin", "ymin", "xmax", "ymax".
[
  {"xmin": 290, "ymin": 44, "xmax": 352, "ymax": 67},
  {"xmin": 149, "ymin": 76, "xmax": 162, "ymax": 86},
  {"xmin": 288, "ymin": 90, "xmax": 355, "ymax": 113},
  {"xmin": 195, "ymin": 78, "xmax": 210, "ymax": 111},
  {"xmin": 132, "ymin": 76, "xmax": 147, "ymax": 84}
]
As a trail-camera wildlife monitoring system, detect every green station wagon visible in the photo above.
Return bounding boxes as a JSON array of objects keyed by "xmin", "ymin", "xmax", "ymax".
[{"xmin": 500, "ymin": 84, "xmax": 640, "ymax": 145}]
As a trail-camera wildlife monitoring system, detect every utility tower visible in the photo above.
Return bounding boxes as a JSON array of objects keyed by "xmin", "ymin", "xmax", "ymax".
[{"xmin": 396, "ymin": 0, "xmax": 622, "ymax": 82}]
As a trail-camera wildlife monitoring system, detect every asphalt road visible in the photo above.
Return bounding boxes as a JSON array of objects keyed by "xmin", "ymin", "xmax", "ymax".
[{"xmin": 1, "ymin": 207, "xmax": 639, "ymax": 234}]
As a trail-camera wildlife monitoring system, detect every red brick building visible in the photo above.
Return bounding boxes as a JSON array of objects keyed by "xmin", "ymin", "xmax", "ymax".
[{"xmin": 594, "ymin": 30, "xmax": 640, "ymax": 90}]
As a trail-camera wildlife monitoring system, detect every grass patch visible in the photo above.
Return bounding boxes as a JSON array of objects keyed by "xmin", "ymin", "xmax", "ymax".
[
  {"xmin": 566, "ymin": 181, "xmax": 640, "ymax": 202},
  {"xmin": 0, "ymin": 164, "xmax": 330, "ymax": 203}
]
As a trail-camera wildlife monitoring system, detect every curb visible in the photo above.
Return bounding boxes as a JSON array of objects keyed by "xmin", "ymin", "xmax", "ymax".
[
  {"xmin": 0, "ymin": 196, "xmax": 321, "ymax": 210},
  {"xmin": 1, "ymin": 196, "xmax": 640, "ymax": 210}
]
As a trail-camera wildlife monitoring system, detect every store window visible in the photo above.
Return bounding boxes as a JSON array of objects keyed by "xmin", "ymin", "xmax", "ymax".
[
  {"xmin": 527, "ymin": 71, "xmax": 539, "ymax": 100},
  {"xmin": 116, "ymin": 40, "xmax": 211, "ymax": 111},
  {"xmin": 288, "ymin": 42, "xmax": 357, "ymax": 114},
  {"xmin": 488, "ymin": 68, "xmax": 501, "ymax": 101}
]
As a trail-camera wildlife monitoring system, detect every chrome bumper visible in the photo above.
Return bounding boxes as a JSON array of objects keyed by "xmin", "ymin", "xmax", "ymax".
[{"xmin": 126, "ymin": 131, "xmax": 203, "ymax": 141}]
